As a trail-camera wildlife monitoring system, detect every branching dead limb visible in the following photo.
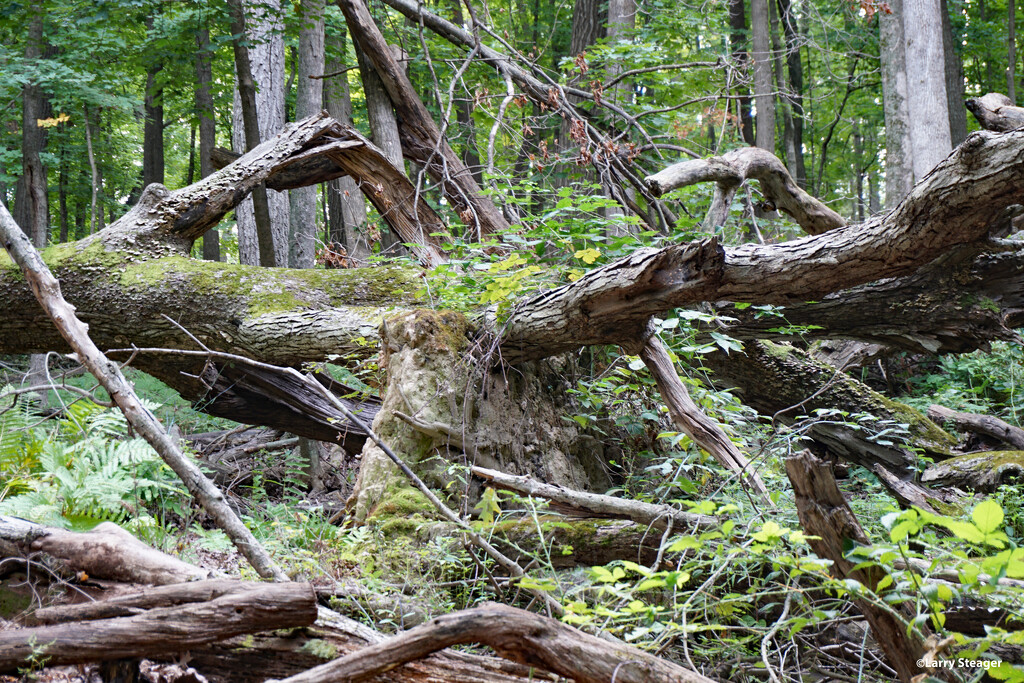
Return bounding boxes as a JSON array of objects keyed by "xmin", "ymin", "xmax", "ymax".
[
  {"xmin": 645, "ymin": 146, "xmax": 846, "ymax": 234},
  {"xmin": 268, "ymin": 603, "xmax": 716, "ymax": 683},
  {"xmin": 0, "ymin": 202, "xmax": 288, "ymax": 581}
]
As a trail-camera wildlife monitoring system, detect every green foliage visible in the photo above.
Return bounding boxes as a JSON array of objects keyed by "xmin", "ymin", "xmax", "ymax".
[{"xmin": 0, "ymin": 385, "xmax": 185, "ymax": 534}]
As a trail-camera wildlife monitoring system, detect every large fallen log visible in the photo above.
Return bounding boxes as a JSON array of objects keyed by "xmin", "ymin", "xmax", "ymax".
[
  {"xmin": 0, "ymin": 582, "xmax": 317, "ymax": 673},
  {"xmin": 0, "ymin": 516, "xmax": 210, "ymax": 585},
  {"xmin": 927, "ymin": 404, "xmax": 1024, "ymax": 450},
  {"xmin": 269, "ymin": 603, "xmax": 716, "ymax": 683}
]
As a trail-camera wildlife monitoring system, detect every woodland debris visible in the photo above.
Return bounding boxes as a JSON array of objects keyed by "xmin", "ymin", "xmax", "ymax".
[
  {"xmin": 471, "ymin": 465, "xmax": 716, "ymax": 531},
  {"xmin": 268, "ymin": 602, "xmax": 716, "ymax": 683},
  {"xmin": 0, "ymin": 516, "xmax": 209, "ymax": 586},
  {"xmin": 0, "ymin": 582, "xmax": 316, "ymax": 673},
  {"xmin": 785, "ymin": 451, "xmax": 952, "ymax": 683},
  {"xmin": 927, "ymin": 404, "xmax": 1024, "ymax": 450}
]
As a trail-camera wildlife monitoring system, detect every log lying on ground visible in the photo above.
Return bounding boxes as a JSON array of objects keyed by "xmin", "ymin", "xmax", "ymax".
[
  {"xmin": 0, "ymin": 582, "xmax": 317, "ymax": 673},
  {"xmin": 645, "ymin": 146, "xmax": 846, "ymax": 234},
  {"xmin": 29, "ymin": 578, "xmax": 278, "ymax": 625},
  {"xmin": 927, "ymin": 404, "xmax": 1024, "ymax": 449},
  {"xmin": 784, "ymin": 451, "xmax": 949, "ymax": 683},
  {"xmin": 175, "ymin": 606, "xmax": 552, "ymax": 683},
  {"xmin": 270, "ymin": 603, "xmax": 716, "ymax": 683},
  {"xmin": 921, "ymin": 450, "xmax": 1024, "ymax": 491},
  {"xmin": 0, "ymin": 516, "xmax": 209, "ymax": 585}
]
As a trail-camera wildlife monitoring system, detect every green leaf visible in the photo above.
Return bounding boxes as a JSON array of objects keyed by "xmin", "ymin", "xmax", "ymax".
[{"xmin": 972, "ymin": 499, "xmax": 1005, "ymax": 535}]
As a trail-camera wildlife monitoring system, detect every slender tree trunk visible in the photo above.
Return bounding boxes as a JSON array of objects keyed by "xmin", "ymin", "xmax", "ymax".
[
  {"xmin": 84, "ymin": 104, "xmax": 100, "ymax": 235},
  {"xmin": 1010, "ymin": 0, "xmax": 1018, "ymax": 103},
  {"xmin": 751, "ymin": 0, "xmax": 775, "ymax": 152},
  {"xmin": 58, "ymin": 145, "xmax": 68, "ymax": 243},
  {"xmin": 729, "ymin": 0, "xmax": 755, "ymax": 145},
  {"xmin": 229, "ymin": 0, "xmax": 288, "ymax": 267},
  {"xmin": 941, "ymin": 0, "xmax": 968, "ymax": 145},
  {"xmin": 606, "ymin": 0, "xmax": 636, "ymax": 106},
  {"xmin": 904, "ymin": 0, "xmax": 952, "ymax": 180},
  {"xmin": 195, "ymin": 23, "xmax": 220, "ymax": 262},
  {"xmin": 450, "ymin": 0, "xmax": 484, "ymax": 186},
  {"xmin": 880, "ymin": 0, "xmax": 914, "ymax": 207},
  {"xmin": 770, "ymin": 0, "xmax": 798, "ymax": 179},
  {"xmin": 323, "ymin": 31, "xmax": 368, "ymax": 259},
  {"xmin": 776, "ymin": 0, "xmax": 805, "ymax": 186},
  {"xmin": 288, "ymin": 0, "xmax": 325, "ymax": 269},
  {"xmin": 13, "ymin": 12, "xmax": 51, "ymax": 249},
  {"xmin": 143, "ymin": 15, "xmax": 165, "ymax": 191}
]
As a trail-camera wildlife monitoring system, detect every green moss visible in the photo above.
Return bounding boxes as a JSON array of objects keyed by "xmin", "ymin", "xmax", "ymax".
[{"xmin": 761, "ymin": 340, "xmax": 795, "ymax": 359}]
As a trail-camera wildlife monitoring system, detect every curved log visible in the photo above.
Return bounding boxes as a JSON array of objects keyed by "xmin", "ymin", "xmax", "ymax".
[
  {"xmin": 644, "ymin": 146, "xmax": 846, "ymax": 234},
  {"xmin": 967, "ymin": 92, "xmax": 1024, "ymax": 132}
]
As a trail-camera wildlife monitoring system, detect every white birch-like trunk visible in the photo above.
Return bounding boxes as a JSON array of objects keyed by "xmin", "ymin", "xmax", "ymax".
[{"xmin": 903, "ymin": 0, "xmax": 952, "ymax": 181}]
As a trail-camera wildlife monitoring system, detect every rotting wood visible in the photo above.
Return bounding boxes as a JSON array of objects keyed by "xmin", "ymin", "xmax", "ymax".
[
  {"xmin": 927, "ymin": 404, "xmax": 1024, "ymax": 449},
  {"xmin": 29, "ymin": 578, "xmax": 270, "ymax": 625},
  {"xmin": 784, "ymin": 451, "xmax": 951, "ymax": 683},
  {"xmin": 268, "ymin": 602, "xmax": 716, "ymax": 683},
  {"xmin": 0, "ymin": 583, "xmax": 317, "ymax": 673},
  {"xmin": 0, "ymin": 516, "xmax": 209, "ymax": 586},
  {"xmin": 871, "ymin": 465, "xmax": 963, "ymax": 515}
]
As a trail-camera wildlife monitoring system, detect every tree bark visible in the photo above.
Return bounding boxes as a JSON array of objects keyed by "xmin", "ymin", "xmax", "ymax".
[
  {"xmin": 927, "ymin": 404, "xmax": 1024, "ymax": 449},
  {"xmin": 967, "ymin": 91, "xmax": 1024, "ymax": 130},
  {"xmin": 142, "ymin": 15, "xmax": 165, "ymax": 192},
  {"xmin": 941, "ymin": 0, "xmax": 968, "ymax": 145},
  {"xmin": 338, "ymin": 0, "xmax": 510, "ymax": 239},
  {"xmin": 751, "ymin": 0, "xmax": 775, "ymax": 152},
  {"xmin": 289, "ymin": 0, "xmax": 326, "ymax": 269},
  {"xmin": 230, "ymin": 0, "xmax": 289, "ymax": 266},
  {"xmin": 196, "ymin": 22, "xmax": 219, "ymax": 261},
  {"xmin": 880, "ymin": 0, "xmax": 915, "ymax": 207},
  {"xmin": 324, "ymin": 30, "xmax": 368, "ymax": 259},
  {"xmin": 0, "ymin": 583, "xmax": 316, "ymax": 673},
  {"xmin": 269, "ymin": 603, "xmax": 716, "ymax": 683},
  {"xmin": 729, "ymin": 0, "xmax": 756, "ymax": 146},
  {"xmin": 1010, "ymin": 0, "xmax": 1017, "ymax": 103},
  {"xmin": 776, "ymin": 0, "xmax": 805, "ymax": 186},
  {"xmin": 13, "ymin": 11, "xmax": 51, "ymax": 250},
  {"xmin": 904, "ymin": 0, "xmax": 952, "ymax": 180}
]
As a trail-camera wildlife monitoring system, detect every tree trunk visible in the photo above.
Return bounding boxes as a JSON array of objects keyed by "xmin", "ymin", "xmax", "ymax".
[
  {"xmin": 904, "ymin": 0, "xmax": 952, "ymax": 180},
  {"xmin": 776, "ymin": 0, "xmax": 805, "ymax": 186},
  {"xmin": 1010, "ymin": 0, "xmax": 1018, "ymax": 103},
  {"xmin": 288, "ymin": 0, "xmax": 325, "ymax": 269},
  {"xmin": 324, "ymin": 31, "xmax": 368, "ymax": 259},
  {"xmin": 13, "ymin": 12, "xmax": 51, "ymax": 249},
  {"xmin": 941, "ymin": 0, "xmax": 968, "ymax": 145},
  {"xmin": 751, "ymin": 0, "xmax": 775, "ymax": 152},
  {"xmin": 230, "ymin": 0, "xmax": 289, "ymax": 267},
  {"xmin": 142, "ymin": 15, "xmax": 165, "ymax": 192},
  {"xmin": 880, "ymin": 0, "xmax": 915, "ymax": 207},
  {"xmin": 729, "ymin": 0, "xmax": 756, "ymax": 145},
  {"xmin": 196, "ymin": 22, "xmax": 219, "ymax": 261}
]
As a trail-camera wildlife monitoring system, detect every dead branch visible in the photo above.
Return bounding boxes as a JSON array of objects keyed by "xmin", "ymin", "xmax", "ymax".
[
  {"xmin": 967, "ymin": 92, "xmax": 1024, "ymax": 132},
  {"xmin": 784, "ymin": 451, "xmax": 951, "ymax": 683},
  {"xmin": 645, "ymin": 146, "xmax": 846, "ymax": 234},
  {"xmin": 0, "ymin": 516, "xmax": 210, "ymax": 585},
  {"xmin": 0, "ymin": 583, "xmax": 317, "ymax": 673},
  {"xmin": 268, "ymin": 603, "xmax": 716, "ymax": 683},
  {"xmin": 470, "ymin": 466, "xmax": 715, "ymax": 530},
  {"xmin": 0, "ymin": 202, "xmax": 287, "ymax": 581},
  {"xmin": 640, "ymin": 334, "xmax": 768, "ymax": 498},
  {"xmin": 927, "ymin": 404, "xmax": 1024, "ymax": 449}
]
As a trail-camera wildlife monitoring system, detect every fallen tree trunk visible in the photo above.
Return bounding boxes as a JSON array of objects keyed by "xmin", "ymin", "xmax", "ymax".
[
  {"xmin": 269, "ymin": 603, "xmax": 716, "ymax": 683},
  {"xmin": 927, "ymin": 404, "xmax": 1024, "ymax": 449},
  {"xmin": 0, "ymin": 516, "xmax": 210, "ymax": 585},
  {"xmin": 0, "ymin": 582, "xmax": 317, "ymax": 673}
]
